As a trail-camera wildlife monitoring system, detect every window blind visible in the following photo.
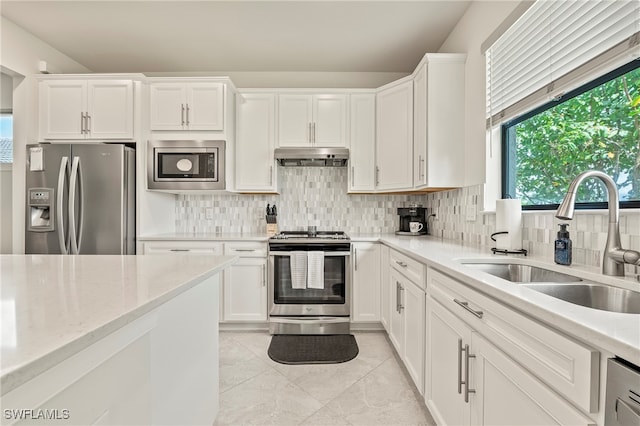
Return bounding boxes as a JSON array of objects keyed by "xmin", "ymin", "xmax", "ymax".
[{"xmin": 486, "ymin": 0, "xmax": 640, "ymax": 127}]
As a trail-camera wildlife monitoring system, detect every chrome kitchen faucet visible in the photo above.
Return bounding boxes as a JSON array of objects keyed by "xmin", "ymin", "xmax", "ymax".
[{"xmin": 556, "ymin": 170, "xmax": 640, "ymax": 276}]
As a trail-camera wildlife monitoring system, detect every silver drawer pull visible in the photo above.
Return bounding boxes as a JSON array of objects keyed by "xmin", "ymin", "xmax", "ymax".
[
  {"xmin": 170, "ymin": 249, "xmax": 190, "ymax": 252},
  {"xmin": 235, "ymin": 249, "xmax": 256, "ymax": 252},
  {"xmin": 453, "ymin": 299, "xmax": 483, "ymax": 319},
  {"xmin": 395, "ymin": 260, "xmax": 408, "ymax": 267}
]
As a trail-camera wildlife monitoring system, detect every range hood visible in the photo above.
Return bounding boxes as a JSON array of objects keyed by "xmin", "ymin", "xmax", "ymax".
[{"xmin": 274, "ymin": 147, "xmax": 349, "ymax": 167}]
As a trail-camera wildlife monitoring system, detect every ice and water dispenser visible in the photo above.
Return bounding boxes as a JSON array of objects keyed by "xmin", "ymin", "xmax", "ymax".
[{"xmin": 28, "ymin": 188, "xmax": 54, "ymax": 232}]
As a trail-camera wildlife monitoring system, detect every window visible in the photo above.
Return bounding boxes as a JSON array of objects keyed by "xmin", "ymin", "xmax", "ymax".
[
  {"xmin": 502, "ymin": 60, "xmax": 640, "ymax": 210},
  {"xmin": 0, "ymin": 111, "xmax": 13, "ymax": 164}
]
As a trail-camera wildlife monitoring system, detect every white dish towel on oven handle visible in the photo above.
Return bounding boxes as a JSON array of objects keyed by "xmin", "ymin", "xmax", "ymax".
[
  {"xmin": 307, "ymin": 251, "xmax": 325, "ymax": 290},
  {"xmin": 290, "ymin": 252, "xmax": 308, "ymax": 289}
]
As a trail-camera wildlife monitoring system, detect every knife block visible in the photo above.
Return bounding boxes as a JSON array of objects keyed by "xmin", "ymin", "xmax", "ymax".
[{"xmin": 266, "ymin": 223, "xmax": 278, "ymax": 237}]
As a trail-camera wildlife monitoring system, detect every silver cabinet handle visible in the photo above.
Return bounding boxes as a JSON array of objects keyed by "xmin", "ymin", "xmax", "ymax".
[
  {"xmin": 308, "ymin": 122, "xmax": 312, "ymax": 144},
  {"xmin": 454, "ymin": 299, "xmax": 484, "ymax": 319},
  {"xmin": 80, "ymin": 112, "xmax": 85, "ymax": 134},
  {"xmin": 270, "ymin": 165, "xmax": 273, "ymax": 186},
  {"xmin": 420, "ymin": 156, "xmax": 426, "ymax": 180},
  {"xmin": 457, "ymin": 339, "xmax": 464, "ymax": 395},
  {"xmin": 395, "ymin": 260, "xmax": 408, "ymax": 268},
  {"xmin": 312, "ymin": 122, "xmax": 316, "ymax": 145},
  {"xmin": 351, "ymin": 166, "xmax": 355, "ymax": 186},
  {"xmin": 464, "ymin": 343, "xmax": 476, "ymax": 403},
  {"xmin": 235, "ymin": 249, "xmax": 256, "ymax": 252},
  {"xmin": 86, "ymin": 113, "xmax": 91, "ymax": 133},
  {"xmin": 399, "ymin": 285, "xmax": 404, "ymax": 312},
  {"xmin": 375, "ymin": 166, "xmax": 380, "ymax": 186},
  {"xmin": 186, "ymin": 104, "xmax": 190, "ymax": 126},
  {"xmin": 170, "ymin": 249, "xmax": 190, "ymax": 252},
  {"xmin": 396, "ymin": 282, "xmax": 401, "ymax": 313},
  {"xmin": 262, "ymin": 264, "xmax": 266, "ymax": 287},
  {"xmin": 181, "ymin": 104, "xmax": 185, "ymax": 126}
]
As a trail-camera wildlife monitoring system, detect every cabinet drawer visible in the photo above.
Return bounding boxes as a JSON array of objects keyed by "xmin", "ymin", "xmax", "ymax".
[
  {"xmin": 428, "ymin": 268, "xmax": 599, "ymax": 414},
  {"xmin": 143, "ymin": 241, "xmax": 223, "ymax": 255},
  {"xmin": 224, "ymin": 241, "xmax": 267, "ymax": 257},
  {"xmin": 390, "ymin": 249, "xmax": 425, "ymax": 289}
]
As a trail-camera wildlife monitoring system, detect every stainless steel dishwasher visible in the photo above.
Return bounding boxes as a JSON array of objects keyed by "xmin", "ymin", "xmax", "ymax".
[{"xmin": 605, "ymin": 358, "xmax": 640, "ymax": 426}]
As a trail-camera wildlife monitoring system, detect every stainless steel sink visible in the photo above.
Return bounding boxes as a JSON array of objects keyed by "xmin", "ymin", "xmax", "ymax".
[
  {"xmin": 462, "ymin": 262, "xmax": 583, "ymax": 283},
  {"xmin": 522, "ymin": 283, "xmax": 640, "ymax": 314},
  {"xmin": 461, "ymin": 261, "xmax": 640, "ymax": 314}
]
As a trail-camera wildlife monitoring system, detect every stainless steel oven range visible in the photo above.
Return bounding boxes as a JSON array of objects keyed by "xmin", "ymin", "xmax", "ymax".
[{"xmin": 268, "ymin": 231, "xmax": 351, "ymax": 335}]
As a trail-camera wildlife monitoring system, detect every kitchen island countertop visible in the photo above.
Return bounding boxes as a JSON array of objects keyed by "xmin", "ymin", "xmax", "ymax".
[{"xmin": 0, "ymin": 254, "xmax": 236, "ymax": 395}]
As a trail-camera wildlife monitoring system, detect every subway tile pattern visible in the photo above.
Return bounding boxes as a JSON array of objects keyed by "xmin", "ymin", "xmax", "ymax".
[
  {"xmin": 176, "ymin": 167, "xmax": 428, "ymax": 235},
  {"xmin": 176, "ymin": 170, "xmax": 639, "ymax": 272}
]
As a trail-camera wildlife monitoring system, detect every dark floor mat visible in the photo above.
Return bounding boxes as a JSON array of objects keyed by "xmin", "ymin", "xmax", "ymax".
[{"xmin": 268, "ymin": 334, "xmax": 359, "ymax": 365}]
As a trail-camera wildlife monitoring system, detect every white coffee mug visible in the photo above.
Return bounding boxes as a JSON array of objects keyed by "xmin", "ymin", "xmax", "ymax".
[{"xmin": 409, "ymin": 222, "xmax": 424, "ymax": 233}]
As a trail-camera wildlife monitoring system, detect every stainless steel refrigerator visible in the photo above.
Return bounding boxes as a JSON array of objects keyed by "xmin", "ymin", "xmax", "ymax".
[{"xmin": 25, "ymin": 143, "xmax": 135, "ymax": 255}]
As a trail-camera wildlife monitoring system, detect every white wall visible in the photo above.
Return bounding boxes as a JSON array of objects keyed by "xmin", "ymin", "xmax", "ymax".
[
  {"xmin": 437, "ymin": 1, "xmax": 522, "ymax": 188},
  {"xmin": 1, "ymin": 72, "xmax": 12, "ymax": 109},
  {"xmin": 1, "ymin": 16, "xmax": 90, "ymax": 253},
  {"xmin": 143, "ymin": 71, "xmax": 409, "ymax": 89}
]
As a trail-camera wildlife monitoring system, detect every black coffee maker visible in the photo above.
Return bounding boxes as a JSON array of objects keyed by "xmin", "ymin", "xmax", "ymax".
[{"xmin": 396, "ymin": 205, "xmax": 429, "ymax": 235}]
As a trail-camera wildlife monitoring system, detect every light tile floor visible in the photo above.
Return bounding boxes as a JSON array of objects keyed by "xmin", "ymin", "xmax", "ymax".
[{"xmin": 215, "ymin": 331, "xmax": 436, "ymax": 426}]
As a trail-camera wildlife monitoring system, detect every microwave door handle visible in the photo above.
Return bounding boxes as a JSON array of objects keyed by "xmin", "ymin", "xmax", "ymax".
[{"xmin": 57, "ymin": 156, "xmax": 70, "ymax": 254}]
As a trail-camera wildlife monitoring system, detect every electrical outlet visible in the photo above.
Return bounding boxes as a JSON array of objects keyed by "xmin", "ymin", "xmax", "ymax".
[
  {"xmin": 205, "ymin": 208, "xmax": 214, "ymax": 220},
  {"xmin": 465, "ymin": 205, "xmax": 477, "ymax": 222}
]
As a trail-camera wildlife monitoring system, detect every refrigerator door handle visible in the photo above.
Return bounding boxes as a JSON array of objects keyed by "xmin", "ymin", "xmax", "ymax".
[
  {"xmin": 56, "ymin": 156, "xmax": 70, "ymax": 254},
  {"xmin": 69, "ymin": 156, "xmax": 84, "ymax": 254}
]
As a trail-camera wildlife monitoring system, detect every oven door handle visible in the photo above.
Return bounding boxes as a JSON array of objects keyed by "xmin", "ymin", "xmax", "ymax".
[{"xmin": 268, "ymin": 251, "xmax": 351, "ymax": 257}]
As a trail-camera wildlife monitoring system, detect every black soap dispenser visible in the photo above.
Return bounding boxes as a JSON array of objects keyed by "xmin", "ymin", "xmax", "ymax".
[{"xmin": 554, "ymin": 223, "xmax": 572, "ymax": 265}]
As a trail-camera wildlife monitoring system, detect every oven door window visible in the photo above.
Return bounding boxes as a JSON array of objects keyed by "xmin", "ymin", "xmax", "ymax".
[{"xmin": 272, "ymin": 255, "xmax": 346, "ymax": 304}]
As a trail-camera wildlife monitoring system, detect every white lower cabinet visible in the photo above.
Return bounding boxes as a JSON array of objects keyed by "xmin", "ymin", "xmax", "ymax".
[
  {"xmin": 426, "ymin": 267, "xmax": 597, "ymax": 426},
  {"xmin": 222, "ymin": 242, "xmax": 268, "ymax": 322},
  {"xmin": 351, "ymin": 242, "xmax": 381, "ymax": 323},
  {"xmin": 389, "ymin": 254, "xmax": 425, "ymax": 394}
]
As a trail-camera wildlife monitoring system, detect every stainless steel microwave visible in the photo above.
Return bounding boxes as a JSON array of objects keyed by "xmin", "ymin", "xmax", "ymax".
[{"xmin": 147, "ymin": 140, "xmax": 226, "ymax": 190}]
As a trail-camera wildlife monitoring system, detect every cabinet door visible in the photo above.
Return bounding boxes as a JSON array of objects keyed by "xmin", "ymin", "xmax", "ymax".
[
  {"xmin": 223, "ymin": 257, "xmax": 267, "ymax": 321},
  {"xmin": 376, "ymin": 80, "xmax": 413, "ymax": 190},
  {"xmin": 471, "ymin": 334, "xmax": 594, "ymax": 426},
  {"xmin": 39, "ymin": 80, "xmax": 86, "ymax": 139},
  {"xmin": 149, "ymin": 83, "xmax": 186, "ymax": 130},
  {"xmin": 235, "ymin": 94, "xmax": 276, "ymax": 192},
  {"xmin": 413, "ymin": 63, "xmax": 428, "ymax": 188},
  {"xmin": 349, "ymin": 94, "xmax": 376, "ymax": 192},
  {"xmin": 277, "ymin": 94, "xmax": 313, "ymax": 147},
  {"xmin": 389, "ymin": 268, "xmax": 406, "ymax": 357},
  {"xmin": 87, "ymin": 80, "xmax": 134, "ymax": 139},
  {"xmin": 426, "ymin": 297, "xmax": 472, "ymax": 426},
  {"xmin": 186, "ymin": 83, "xmax": 224, "ymax": 131},
  {"xmin": 352, "ymin": 242, "xmax": 381, "ymax": 322},
  {"xmin": 313, "ymin": 94, "xmax": 347, "ymax": 147},
  {"xmin": 403, "ymin": 279, "xmax": 425, "ymax": 394}
]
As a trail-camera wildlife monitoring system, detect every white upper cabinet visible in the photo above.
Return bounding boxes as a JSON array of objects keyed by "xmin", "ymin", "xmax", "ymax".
[
  {"xmin": 149, "ymin": 82, "xmax": 224, "ymax": 131},
  {"xmin": 39, "ymin": 79, "xmax": 134, "ymax": 140},
  {"xmin": 375, "ymin": 79, "xmax": 414, "ymax": 191},
  {"xmin": 348, "ymin": 94, "xmax": 376, "ymax": 192},
  {"xmin": 235, "ymin": 93, "xmax": 277, "ymax": 192},
  {"xmin": 413, "ymin": 54, "xmax": 466, "ymax": 189},
  {"xmin": 277, "ymin": 94, "xmax": 347, "ymax": 147}
]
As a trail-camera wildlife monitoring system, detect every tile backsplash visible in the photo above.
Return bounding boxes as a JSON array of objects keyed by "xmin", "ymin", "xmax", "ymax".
[
  {"xmin": 176, "ymin": 169, "xmax": 639, "ymax": 272},
  {"xmin": 176, "ymin": 167, "xmax": 427, "ymax": 234}
]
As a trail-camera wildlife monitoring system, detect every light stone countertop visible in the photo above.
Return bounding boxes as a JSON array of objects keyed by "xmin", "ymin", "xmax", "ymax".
[
  {"xmin": 0, "ymin": 254, "xmax": 236, "ymax": 395},
  {"xmin": 138, "ymin": 232, "xmax": 269, "ymax": 242}
]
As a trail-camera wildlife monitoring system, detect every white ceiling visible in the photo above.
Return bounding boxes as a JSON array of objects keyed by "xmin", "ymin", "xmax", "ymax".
[{"xmin": 1, "ymin": 1, "xmax": 472, "ymax": 74}]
